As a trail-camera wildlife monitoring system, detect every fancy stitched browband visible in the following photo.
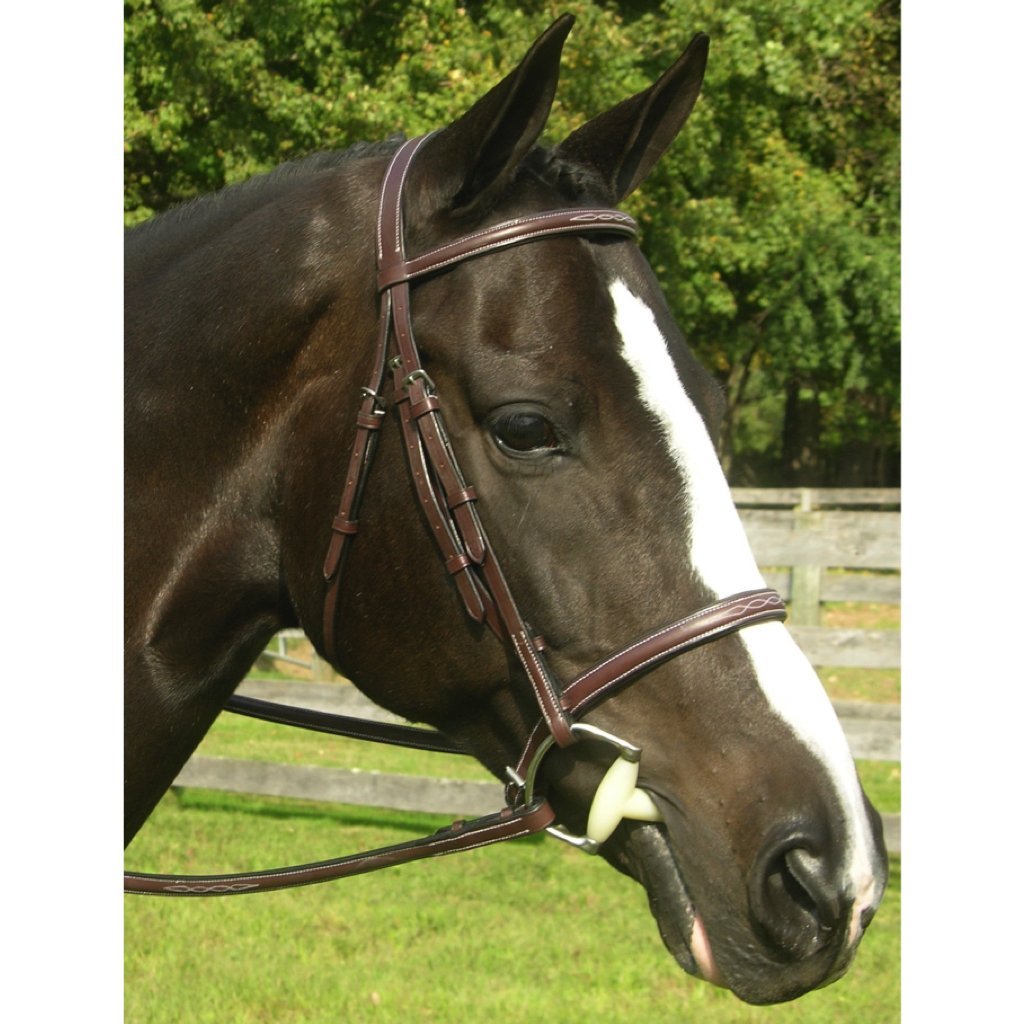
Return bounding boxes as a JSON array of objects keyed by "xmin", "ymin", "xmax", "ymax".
[{"xmin": 124, "ymin": 135, "xmax": 785, "ymax": 896}]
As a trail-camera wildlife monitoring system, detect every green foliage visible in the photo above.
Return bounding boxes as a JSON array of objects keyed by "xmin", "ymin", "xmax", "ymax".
[{"xmin": 124, "ymin": 0, "xmax": 899, "ymax": 484}]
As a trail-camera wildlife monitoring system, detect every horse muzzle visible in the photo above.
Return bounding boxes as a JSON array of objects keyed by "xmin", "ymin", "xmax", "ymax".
[{"xmin": 597, "ymin": 783, "xmax": 888, "ymax": 1004}]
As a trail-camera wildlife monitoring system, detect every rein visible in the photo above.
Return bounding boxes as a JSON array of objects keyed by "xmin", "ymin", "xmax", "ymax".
[{"xmin": 124, "ymin": 136, "xmax": 785, "ymax": 896}]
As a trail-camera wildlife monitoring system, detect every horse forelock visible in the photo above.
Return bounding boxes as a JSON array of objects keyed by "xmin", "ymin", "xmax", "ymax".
[{"xmin": 516, "ymin": 146, "xmax": 616, "ymax": 205}]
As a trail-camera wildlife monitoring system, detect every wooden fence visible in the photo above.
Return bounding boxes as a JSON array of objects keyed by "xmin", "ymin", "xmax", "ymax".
[
  {"xmin": 734, "ymin": 487, "xmax": 900, "ymax": 668},
  {"xmin": 175, "ymin": 488, "xmax": 901, "ymax": 852}
]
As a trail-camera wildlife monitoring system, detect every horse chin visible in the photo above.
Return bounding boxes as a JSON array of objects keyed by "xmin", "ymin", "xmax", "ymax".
[{"xmin": 601, "ymin": 820, "xmax": 718, "ymax": 984}]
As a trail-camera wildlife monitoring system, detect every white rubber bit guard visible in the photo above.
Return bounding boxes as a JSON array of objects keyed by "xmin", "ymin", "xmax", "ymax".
[{"xmin": 586, "ymin": 755, "xmax": 663, "ymax": 843}]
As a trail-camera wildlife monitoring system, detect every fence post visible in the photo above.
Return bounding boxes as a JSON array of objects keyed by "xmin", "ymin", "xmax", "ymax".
[{"xmin": 789, "ymin": 488, "xmax": 823, "ymax": 626}]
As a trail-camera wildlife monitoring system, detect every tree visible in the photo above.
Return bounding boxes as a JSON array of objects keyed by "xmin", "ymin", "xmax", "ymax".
[{"xmin": 125, "ymin": 0, "xmax": 900, "ymax": 485}]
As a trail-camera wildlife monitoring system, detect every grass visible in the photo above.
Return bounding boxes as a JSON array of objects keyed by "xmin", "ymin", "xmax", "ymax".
[
  {"xmin": 819, "ymin": 666, "xmax": 899, "ymax": 704},
  {"xmin": 125, "ymin": 790, "xmax": 900, "ymax": 1024},
  {"xmin": 126, "ymin": 603, "xmax": 900, "ymax": 1021}
]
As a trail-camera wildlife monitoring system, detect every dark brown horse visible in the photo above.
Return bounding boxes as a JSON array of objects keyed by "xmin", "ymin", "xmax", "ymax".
[{"xmin": 124, "ymin": 16, "xmax": 886, "ymax": 1005}]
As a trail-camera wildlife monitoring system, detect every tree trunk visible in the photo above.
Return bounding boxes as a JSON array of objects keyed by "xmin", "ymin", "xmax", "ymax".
[{"xmin": 781, "ymin": 380, "xmax": 822, "ymax": 485}]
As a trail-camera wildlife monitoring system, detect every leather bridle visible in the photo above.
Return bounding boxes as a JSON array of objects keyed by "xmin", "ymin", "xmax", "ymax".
[{"xmin": 124, "ymin": 135, "xmax": 785, "ymax": 896}]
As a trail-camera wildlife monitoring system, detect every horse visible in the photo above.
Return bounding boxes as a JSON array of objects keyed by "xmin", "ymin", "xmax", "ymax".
[{"xmin": 124, "ymin": 15, "xmax": 887, "ymax": 1006}]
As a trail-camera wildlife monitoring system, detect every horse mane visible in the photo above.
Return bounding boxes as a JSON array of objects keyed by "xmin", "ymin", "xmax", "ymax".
[
  {"xmin": 125, "ymin": 135, "xmax": 406, "ymax": 246},
  {"xmin": 127, "ymin": 132, "xmax": 610, "ymax": 251}
]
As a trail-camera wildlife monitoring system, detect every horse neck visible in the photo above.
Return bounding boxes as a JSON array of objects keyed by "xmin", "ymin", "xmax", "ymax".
[
  {"xmin": 124, "ymin": 155, "xmax": 400, "ymax": 841},
  {"xmin": 123, "ymin": 154, "xmax": 386, "ymax": 749}
]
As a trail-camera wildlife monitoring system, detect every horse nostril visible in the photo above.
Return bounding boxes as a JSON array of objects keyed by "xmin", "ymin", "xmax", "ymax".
[
  {"xmin": 750, "ymin": 836, "xmax": 844, "ymax": 962},
  {"xmin": 785, "ymin": 848, "xmax": 841, "ymax": 924}
]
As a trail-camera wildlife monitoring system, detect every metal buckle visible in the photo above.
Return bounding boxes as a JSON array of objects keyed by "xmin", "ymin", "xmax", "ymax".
[
  {"xmin": 402, "ymin": 368, "xmax": 436, "ymax": 393},
  {"xmin": 359, "ymin": 387, "xmax": 387, "ymax": 414}
]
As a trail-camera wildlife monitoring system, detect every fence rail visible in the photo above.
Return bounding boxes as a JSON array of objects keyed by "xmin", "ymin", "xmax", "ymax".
[
  {"xmin": 731, "ymin": 487, "xmax": 900, "ymax": 509},
  {"xmin": 735, "ymin": 489, "xmax": 900, "ymax": 639}
]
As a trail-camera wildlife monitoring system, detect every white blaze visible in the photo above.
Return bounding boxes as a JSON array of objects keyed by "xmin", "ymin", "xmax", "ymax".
[{"xmin": 609, "ymin": 278, "xmax": 880, "ymax": 902}]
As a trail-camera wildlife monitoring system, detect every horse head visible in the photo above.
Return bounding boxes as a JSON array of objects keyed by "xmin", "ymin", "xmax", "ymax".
[{"xmin": 274, "ymin": 17, "xmax": 887, "ymax": 1005}]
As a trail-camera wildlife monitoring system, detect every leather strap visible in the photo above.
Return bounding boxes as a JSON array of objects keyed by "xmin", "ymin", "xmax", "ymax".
[
  {"xmin": 223, "ymin": 693, "xmax": 465, "ymax": 755},
  {"xmin": 226, "ymin": 589, "xmax": 786, "ymax": 775},
  {"xmin": 320, "ymin": 133, "xmax": 638, "ymax": 685},
  {"xmin": 325, "ymin": 135, "xmax": 645, "ymax": 749},
  {"xmin": 377, "ymin": 208, "xmax": 638, "ymax": 290},
  {"xmin": 124, "ymin": 799, "xmax": 555, "ymax": 895}
]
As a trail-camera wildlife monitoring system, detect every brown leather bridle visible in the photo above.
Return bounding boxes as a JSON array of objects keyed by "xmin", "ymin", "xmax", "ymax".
[{"xmin": 124, "ymin": 135, "xmax": 785, "ymax": 895}]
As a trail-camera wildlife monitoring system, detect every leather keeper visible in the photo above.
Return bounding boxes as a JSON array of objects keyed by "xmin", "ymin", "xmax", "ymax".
[
  {"xmin": 356, "ymin": 411, "xmax": 385, "ymax": 430},
  {"xmin": 447, "ymin": 486, "xmax": 478, "ymax": 509},
  {"xmin": 409, "ymin": 394, "xmax": 441, "ymax": 419},
  {"xmin": 445, "ymin": 553, "xmax": 473, "ymax": 575},
  {"xmin": 331, "ymin": 516, "xmax": 359, "ymax": 535}
]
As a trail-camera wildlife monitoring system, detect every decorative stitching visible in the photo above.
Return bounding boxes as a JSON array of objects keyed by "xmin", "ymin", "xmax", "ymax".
[
  {"xmin": 400, "ymin": 224, "xmax": 635, "ymax": 283},
  {"xmin": 569, "ymin": 592, "xmax": 782, "ymax": 694},
  {"xmin": 409, "ymin": 209, "xmax": 635, "ymax": 266},
  {"xmin": 510, "ymin": 630, "xmax": 567, "ymax": 740}
]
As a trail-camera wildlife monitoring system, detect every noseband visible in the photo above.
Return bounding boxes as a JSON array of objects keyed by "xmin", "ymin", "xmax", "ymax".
[{"xmin": 125, "ymin": 136, "xmax": 785, "ymax": 895}]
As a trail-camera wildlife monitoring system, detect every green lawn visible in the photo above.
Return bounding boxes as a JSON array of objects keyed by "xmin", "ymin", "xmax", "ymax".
[{"xmin": 125, "ymin": 789, "xmax": 899, "ymax": 1024}]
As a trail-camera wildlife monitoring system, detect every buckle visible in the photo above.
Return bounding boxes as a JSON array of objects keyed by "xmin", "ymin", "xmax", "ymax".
[
  {"xmin": 359, "ymin": 387, "xmax": 387, "ymax": 415},
  {"xmin": 402, "ymin": 368, "xmax": 436, "ymax": 393}
]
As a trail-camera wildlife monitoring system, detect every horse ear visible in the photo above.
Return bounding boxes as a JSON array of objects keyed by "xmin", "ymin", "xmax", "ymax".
[
  {"xmin": 555, "ymin": 33, "xmax": 709, "ymax": 203},
  {"xmin": 414, "ymin": 15, "xmax": 574, "ymax": 215}
]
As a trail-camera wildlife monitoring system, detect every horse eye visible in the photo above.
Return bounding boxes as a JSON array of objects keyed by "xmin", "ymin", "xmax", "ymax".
[{"xmin": 491, "ymin": 410, "xmax": 560, "ymax": 455}]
